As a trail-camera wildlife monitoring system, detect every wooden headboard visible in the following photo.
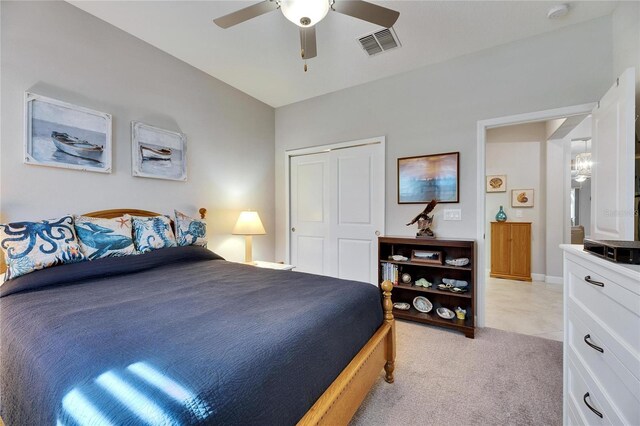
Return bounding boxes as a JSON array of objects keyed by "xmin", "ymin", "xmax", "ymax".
[{"xmin": 0, "ymin": 208, "xmax": 207, "ymax": 276}]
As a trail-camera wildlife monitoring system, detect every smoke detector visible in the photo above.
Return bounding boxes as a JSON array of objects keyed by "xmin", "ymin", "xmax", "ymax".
[{"xmin": 547, "ymin": 4, "xmax": 570, "ymax": 19}]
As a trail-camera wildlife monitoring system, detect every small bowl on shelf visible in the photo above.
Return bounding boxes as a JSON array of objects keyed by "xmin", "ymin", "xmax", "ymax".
[
  {"xmin": 436, "ymin": 307, "xmax": 455, "ymax": 320},
  {"xmin": 413, "ymin": 296, "xmax": 433, "ymax": 313},
  {"xmin": 445, "ymin": 258, "xmax": 469, "ymax": 267},
  {"xmin": 393, "ymin": 302, "xmax": 410, "ymax": 311}
]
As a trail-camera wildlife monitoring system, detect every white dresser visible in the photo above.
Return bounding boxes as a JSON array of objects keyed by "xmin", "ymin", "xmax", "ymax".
[{"xmin": 561, "ymin": 245, "xmax": 640, "ymax": 426}]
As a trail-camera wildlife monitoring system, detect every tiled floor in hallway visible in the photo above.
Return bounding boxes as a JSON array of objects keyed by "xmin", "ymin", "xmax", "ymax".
[{"xmin": 485, "ymin": 277, "xmax": 563, "ymax": 341}]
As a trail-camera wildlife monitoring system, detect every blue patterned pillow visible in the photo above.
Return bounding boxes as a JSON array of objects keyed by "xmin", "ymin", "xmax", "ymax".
[
  {"xmin": 132, "ymin": 216, "xmax": 177, "ymax": 253},
  {"xmin": 0, "ymin": 215, "xmax": 85, "ymax": 280},
  {"xmin": 174, "ymin": 210, "xmax": 207, "ymax": 247},
  {"xmin": 74, "ymin": 215, "xmax": 136, "ymax": 260}
]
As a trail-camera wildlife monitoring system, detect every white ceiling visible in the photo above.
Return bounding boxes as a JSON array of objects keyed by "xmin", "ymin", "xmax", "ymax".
[{"xmin": 68, "ymin": 1, "xmax": 617, "ymax": 107}]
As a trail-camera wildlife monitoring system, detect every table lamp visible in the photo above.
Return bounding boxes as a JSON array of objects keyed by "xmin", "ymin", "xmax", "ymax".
[{"xmin": 232, "ymin": 210, "xmax": 266, "ymax": 264}]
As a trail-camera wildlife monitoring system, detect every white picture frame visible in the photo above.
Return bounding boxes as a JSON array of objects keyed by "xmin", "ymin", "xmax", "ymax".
[
  {"xmin": 486, "ymin": 175, "xmax": 507, "ymax": 192},
  {"xmin": 131, "ymin": 121, "xmax": 187, "ymax": 181},
  {"xmin": 24, "ymin": 92, "xmax": 112, "ymax": 173},
  {"xmin": 511, "ymin": 189, "xmax": 534, "ymax": 208}
]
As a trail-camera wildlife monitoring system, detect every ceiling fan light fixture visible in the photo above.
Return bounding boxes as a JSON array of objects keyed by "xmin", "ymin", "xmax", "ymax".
[{"xmin": 280, "ymin": 0, "xmax": 330, "ymax": 27}]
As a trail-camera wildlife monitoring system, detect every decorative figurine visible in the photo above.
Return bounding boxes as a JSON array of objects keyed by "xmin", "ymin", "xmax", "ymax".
[
  {"xmin": 406, "ymin": 199, "xmax": 438, "ymax": 238},
  {"xmin": 414, "ymin": 278, "xmax": 432, "ymax": 288},
  {"xmin": 455, "ymin": 307, "xmax": 467, "ymax": 320},
  {"xmin": 401, "ymin": 273, "xmax": 412, "ymax": 284}
]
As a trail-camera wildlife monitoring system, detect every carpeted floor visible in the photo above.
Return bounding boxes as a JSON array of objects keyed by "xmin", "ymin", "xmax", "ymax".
[{"xmin": 350, "ymin": 321, "xmax": 563, "ymax": 426}]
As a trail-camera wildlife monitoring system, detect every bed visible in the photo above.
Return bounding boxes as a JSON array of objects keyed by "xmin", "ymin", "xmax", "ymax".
[{"xmin": 0, "ymin": 209, "xmax": 395, "ymax": 426}]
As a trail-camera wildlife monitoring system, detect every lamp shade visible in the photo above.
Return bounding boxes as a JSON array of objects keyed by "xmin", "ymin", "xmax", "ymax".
[
  {"xmin": 232, "ymin": 211, "xmax": 266, "ymax": 235},
  {"xmin": 280, "ymin": 0, "xmax": 330, "ymax": 27}
]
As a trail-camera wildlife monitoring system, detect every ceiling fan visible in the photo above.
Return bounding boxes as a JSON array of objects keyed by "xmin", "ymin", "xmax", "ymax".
[{"xmin": 213, "ymin": 0, "xmax": 400, "ymax": 71}]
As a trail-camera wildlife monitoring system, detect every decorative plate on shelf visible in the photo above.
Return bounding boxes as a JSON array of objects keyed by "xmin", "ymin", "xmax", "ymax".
[
  {"xmin": 391, "ymin": 255, "xmax": 409, "ymax": 261},
  {"xmin": 413, "ymin": 296, "xmax": 433, "ymax": 313},
  {"xmin": 442, "ymin": 278, "xmax": 468, "ymax": 288},
  {"xmin": 393, "ymin": 302, "xmax": 410, "ymax": 311},
  {"xmin": 445, "ymin": 258, "xmax": 469, "ymax": 267},
  {"xmin": 436, "ymin": 307, "xmax": 455, "ymax": 320}
]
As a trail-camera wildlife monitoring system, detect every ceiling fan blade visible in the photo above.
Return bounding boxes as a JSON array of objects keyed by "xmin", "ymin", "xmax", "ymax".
[
  {"xmin": 300, "ymin": 26, "xmax": 317, "ymax": 59},
  {"xmin": 213, "ymin": 0, "xmax": 279, "ymax": 29},
  {"xmin": 332, "ymin": 1, "xmax": 399, "ymax": 28}
]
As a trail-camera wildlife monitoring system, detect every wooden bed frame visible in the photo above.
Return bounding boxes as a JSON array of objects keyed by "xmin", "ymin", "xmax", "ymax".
[{"xmin": 0, "ymin": 208, "xmax": 396, "ymax": 426}]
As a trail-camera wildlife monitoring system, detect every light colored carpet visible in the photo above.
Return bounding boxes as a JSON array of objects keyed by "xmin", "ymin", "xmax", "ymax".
[{"xmin": 350, "ymin": 321, "xmax": 562, "ymax": 426}]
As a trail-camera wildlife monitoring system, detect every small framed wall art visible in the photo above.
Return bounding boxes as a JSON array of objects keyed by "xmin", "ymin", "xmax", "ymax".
[
  {"xmin": 24, "ymin": 92, "xmax": 112, "ymax": 173},
  {"xmin": 511, "ymin": 189, "xmax": 534, "ymax": 207},
  {"xmin": 486, "ymin": 175, "xmax": 507, "ymax": 192},
  {"xmin": 131, "ymin": 121, "xmax": 187, "ymax": 181},
  {"xmin": 398, "ymin": 152, "xmax": 459, "ymax": 204}
]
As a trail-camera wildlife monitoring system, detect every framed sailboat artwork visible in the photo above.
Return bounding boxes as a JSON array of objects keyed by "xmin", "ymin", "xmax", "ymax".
[
  {"xmin": 131, "ymin": 121, "xmax": 187, "ymax": 181},
  {"xmin": 24, "ymin": 92, "xmax": 112, "ymax": 173}
]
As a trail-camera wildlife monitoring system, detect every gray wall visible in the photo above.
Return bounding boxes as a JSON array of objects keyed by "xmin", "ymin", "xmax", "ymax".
[
  {"xmin": 0, "ymin": 1, "xmax": 276, "ymax": 262},
  {"xmin": 275, "ymin": 17, "xmax": 613, "ymax": 260}
]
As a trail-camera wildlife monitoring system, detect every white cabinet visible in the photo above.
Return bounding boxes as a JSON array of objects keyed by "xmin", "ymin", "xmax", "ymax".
[{"xmin": 562, "ymin": 245, "xmax": 640, "ymax": 426}]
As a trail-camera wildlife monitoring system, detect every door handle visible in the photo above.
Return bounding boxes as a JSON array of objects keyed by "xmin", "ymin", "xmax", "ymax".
[
  {"xmin": 291, "ymin": 227, "xmax": 296, "ymax": 232},
  {"xmin": 583, "ymin": 334, "xmax": 604, "ymax": 353},
  {"xmin": 583, "ymin": 392, "xmax": 603, "ymax": 419},
  {"xmin": 584, "ymin": 276, "xmax": 604, "ymax": 287}
]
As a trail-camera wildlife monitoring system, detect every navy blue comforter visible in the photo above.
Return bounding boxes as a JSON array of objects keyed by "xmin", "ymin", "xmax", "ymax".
[{"xmin": 0, "ymin": 246, "xmax": 383, "ymax": 425}]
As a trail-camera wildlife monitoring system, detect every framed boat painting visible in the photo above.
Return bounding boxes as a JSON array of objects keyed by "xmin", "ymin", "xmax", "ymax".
[
  {"xmin": 397, "ymin": 152, "xmax": 459, "ymax": 204},
  {"xmin": 131, "ymin": 121, "xmax": 187, "ymax": 181},
  {"xmin": 24, "ymin": 92, "xmax": 112, "ymax": 173}
]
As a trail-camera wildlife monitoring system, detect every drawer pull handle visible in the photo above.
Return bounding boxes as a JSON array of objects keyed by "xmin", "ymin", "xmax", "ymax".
[
  {"xmin": 583, "ymin": 392, "xmax": 603, "ymax": 419},
  {"xmin": 583, "ymin": 334, "xmax": 604, "ymax": 353},
  {"xmin": 584, "ymin": 276, "xmax": 604, "ymax": 287}
]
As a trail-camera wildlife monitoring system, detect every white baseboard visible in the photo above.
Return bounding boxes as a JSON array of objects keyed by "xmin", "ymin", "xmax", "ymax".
[
  {"xmin": 531, "ymin": 273, "xmax": 545, "ymax": 282},
  {"xmin": 545, "ymin": 275, "xmax": 563, "ymax": 285}
]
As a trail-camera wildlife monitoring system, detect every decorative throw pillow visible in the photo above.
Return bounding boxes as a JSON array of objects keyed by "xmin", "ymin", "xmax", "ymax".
[
  {"xmin": 0, "ymin": 215, "xmax": 85, "ymax": 280},
  {"xmin": 131, "ymin": 216, "xmax": 177, "ymax": 253},
  {"xmin": 174, "ymin": 210, "xmax": 207, "ymax": 247},
  {"xmin": 74, "ymin": 215, "xmax": 136, "ymax": 260}
]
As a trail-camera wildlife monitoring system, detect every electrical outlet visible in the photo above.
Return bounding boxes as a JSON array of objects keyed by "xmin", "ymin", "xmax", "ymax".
[{"xmin": 444, "ymin": 209, "xmax": 462, "ymax": 221}]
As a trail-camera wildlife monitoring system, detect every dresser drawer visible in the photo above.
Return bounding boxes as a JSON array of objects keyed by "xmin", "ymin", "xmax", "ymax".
[
  {"xmin": 566, "ymin": 259, "xmax": 640, "ymax": 354},
  {"xmin": 567, "ymin": 309, "xmax": 640, "ymax": 424},
  {"xmin": 567, "ymin": 356, "xmax": 625, "ymax": 426}
]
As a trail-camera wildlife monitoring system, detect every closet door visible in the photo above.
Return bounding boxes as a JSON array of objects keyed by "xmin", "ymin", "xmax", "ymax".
[
  {"xmin": 330, "ymin": 144, "xmax": 384, "ymax": 283},
  {"xmin": 290, "ymin": 152, "xmax": 330, "ymax": 275},
  {"xmin": 289, "ymin": 140, "xmax": 385, "ymax": 284}
]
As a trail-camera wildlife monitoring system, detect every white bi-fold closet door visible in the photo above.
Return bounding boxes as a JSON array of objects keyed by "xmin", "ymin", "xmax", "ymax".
[{"xmin": 289, "ymin": 138, "xmax": 385, "ymax": 285}]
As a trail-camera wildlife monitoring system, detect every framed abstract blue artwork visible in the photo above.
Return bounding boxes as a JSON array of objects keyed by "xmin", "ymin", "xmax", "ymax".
[{"xmin": 398, "ymin": 152, "xmax": 459, "ymax": 204}]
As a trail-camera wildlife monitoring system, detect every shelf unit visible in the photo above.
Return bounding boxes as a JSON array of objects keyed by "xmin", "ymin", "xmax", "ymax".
[{"xmin": 378, "ymin": 236, "xmax": 476, "ymax": 338}]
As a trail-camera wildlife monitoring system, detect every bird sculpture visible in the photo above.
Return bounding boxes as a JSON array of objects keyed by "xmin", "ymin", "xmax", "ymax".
[{"xmin": 406, "ymin": 199, "xmax": 438, "ymax": 238}]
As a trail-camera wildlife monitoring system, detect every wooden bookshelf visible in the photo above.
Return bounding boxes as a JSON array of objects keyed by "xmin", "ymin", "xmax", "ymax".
[{"xmin": 378, "ymin": 236, "xmax": 476, "ymax": 338}]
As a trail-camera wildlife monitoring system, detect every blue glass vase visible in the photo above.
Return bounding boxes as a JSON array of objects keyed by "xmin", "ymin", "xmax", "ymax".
[{"xmin": 495, "ymin": 206, "xmax": 507, "ymax": 222}]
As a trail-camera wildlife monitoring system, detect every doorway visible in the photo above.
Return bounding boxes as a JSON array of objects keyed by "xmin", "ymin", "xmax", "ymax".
[
  {"xmin": 285, "ymin": 137, "xmax": 385, "ymax": 285},
  {"xmin": 475, "ymin": 103, "xmax": 595, "ymax": 329}
]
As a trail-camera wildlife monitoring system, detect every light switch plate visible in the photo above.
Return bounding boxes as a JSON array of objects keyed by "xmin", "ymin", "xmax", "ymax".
[{"xmin": 444, "ymin": 209, "xmax": 462, "ymax": 221}]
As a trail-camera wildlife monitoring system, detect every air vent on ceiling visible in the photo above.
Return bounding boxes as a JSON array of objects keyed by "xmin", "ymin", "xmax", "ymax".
[{"xmin": 358, "ymin": 28, "xmax": 401, "ymax": 57}]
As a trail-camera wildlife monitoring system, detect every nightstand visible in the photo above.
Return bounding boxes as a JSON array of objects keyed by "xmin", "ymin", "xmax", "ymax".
[{"xmin": 252, "ymin": 261, "xmax": 295, "ymax": 271}]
